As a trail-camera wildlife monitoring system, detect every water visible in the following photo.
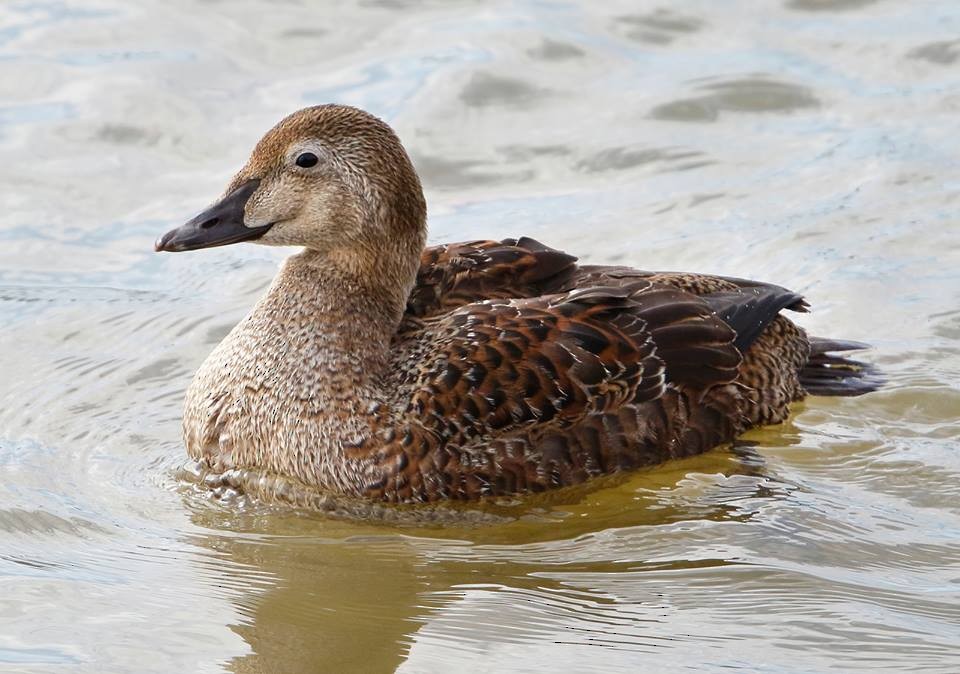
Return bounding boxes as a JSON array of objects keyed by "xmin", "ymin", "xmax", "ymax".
[{"xmin": 1, "ymin": 0, "xmax": 959, "ymax": 671}]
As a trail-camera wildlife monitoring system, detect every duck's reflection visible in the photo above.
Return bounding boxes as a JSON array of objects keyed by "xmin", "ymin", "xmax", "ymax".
[
  {"xmin": 184, "ymin": 507, "xmax": 430, "ymax": 673},
  {"xmin": 182, "ymin": 444, "xmax": 785, "ymax": 673}
]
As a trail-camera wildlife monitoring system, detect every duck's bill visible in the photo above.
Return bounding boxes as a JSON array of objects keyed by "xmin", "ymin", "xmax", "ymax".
[{"xmin": 154, "ymin": 179, "xmax": 272, "ymax": 252}]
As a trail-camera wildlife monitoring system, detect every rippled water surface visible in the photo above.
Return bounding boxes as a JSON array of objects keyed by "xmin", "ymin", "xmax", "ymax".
[{"xmin": 2, "ymin": 1, "xmax": 959, "ymax": 672}]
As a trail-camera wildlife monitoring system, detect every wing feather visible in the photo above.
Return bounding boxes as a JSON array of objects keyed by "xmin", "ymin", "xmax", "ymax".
[{"xmin": 374, "ymin": 237, "xmax": 819, "ymax": 501}]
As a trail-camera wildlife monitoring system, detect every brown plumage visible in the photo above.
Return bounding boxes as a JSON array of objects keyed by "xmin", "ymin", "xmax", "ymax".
[{"xmin": 156, "ymin": 104, "xmax": 879, "ymax": 505}]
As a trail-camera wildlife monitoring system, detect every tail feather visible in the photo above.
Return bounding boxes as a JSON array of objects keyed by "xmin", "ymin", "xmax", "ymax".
[
  {"xmin": 808, "ymin": 337, "xmax": 871, "ymax": 354},
  {"xmin": 800, "ymin": 337, "xmax": 883, "ymax": 397}
]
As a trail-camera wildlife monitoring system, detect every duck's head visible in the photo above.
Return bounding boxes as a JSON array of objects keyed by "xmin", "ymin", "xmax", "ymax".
[{"xmin": 155, "ymin": 104, "xmax": 427, "ymax": 275}]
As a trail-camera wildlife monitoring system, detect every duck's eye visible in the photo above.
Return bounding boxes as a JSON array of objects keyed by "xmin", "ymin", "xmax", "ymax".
[{"xmin": 295, "ymin": 152, "xmax": 319, "ymax": 168}]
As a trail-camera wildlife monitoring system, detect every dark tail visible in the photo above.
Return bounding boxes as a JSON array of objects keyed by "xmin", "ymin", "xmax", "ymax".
[{"xmin": 800, "ymin": 338, "xmax": 883, "ymax": 397}]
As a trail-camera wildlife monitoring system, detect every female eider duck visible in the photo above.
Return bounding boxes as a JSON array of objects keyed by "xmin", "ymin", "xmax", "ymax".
[{"xmin": 156, "ymin": 104, "xmax": 878, "ymax": 504}]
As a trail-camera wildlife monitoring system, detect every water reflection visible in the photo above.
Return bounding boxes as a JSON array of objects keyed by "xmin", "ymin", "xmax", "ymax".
[
  {"xmin": 786, "ymin": 0, "xmax": 882, "ymax": 11},
  {"xmin": 527, "ymin": 39, "xmax": 585, "ymax": 62},
  {"xmin": 187, "ymin": 524, "xmax": 424, "ymax": 672},
  {"xmin": 614, "ymin": 10, "xmax": 704, "ymax": 45},
  {"xmin": 459, "ymin": 72, "xmax": 552, "ymax": 108},
  {"xmin": 183, "ymin": 448, "xmax": 777, "ymax": 672},
  {"xmin": 908, "ymin": 40, "xmax": 960, "ymax": 66},
  {"xmin": 650, "ymin": 77, "xmax": 820, "ymax": 123},
  {"xmin": 181, "ymin": 432, "xmax": 960, "ymax": 672}
]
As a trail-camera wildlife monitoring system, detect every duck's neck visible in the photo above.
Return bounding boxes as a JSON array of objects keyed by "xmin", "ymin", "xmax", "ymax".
[
  {"xmin": 262, "ymin": 247, "xmax": 410, "ymax": 382},
  {"xmin": 187, "ymin": 244, "xmax": 421, "ymax": 492}
]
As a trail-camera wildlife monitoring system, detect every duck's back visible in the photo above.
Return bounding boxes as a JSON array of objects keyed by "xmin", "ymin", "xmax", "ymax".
[{"xmin": 367, "ymin": 237, "xmax": 870, "ymax": 502}]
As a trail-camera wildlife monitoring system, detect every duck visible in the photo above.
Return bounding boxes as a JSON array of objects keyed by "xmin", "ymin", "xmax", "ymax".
[{"xmin": 155, "ymin": 104, "xmax": 878, "ymax": 504}]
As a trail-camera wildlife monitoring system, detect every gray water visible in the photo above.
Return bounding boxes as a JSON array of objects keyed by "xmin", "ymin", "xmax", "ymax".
[{"xmin": 2, "ymin": 1, "xmax": 959, "ymax": 672}]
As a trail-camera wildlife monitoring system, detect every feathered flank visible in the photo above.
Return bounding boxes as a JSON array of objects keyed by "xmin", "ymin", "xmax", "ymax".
[{"xmin": 160, "ymin": 104, "xmax": 880, "ymax": 505}]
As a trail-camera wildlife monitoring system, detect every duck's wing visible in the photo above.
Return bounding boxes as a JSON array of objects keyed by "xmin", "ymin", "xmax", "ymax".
[
  {"xmin": 371, "ymin": 282, "xmax": 742, "ymax": 501},
  {"xmin": 407, "ymin": 238, "xmax": 807, "ymax": 319},
  {"xmin": 556, "ymin": 266, "xmax": 810, "ymax": 353},
  {"xmin": 406, "ymin": 237, "xmax": 578, "ymax": 319},
  {"xmin": 564, "ymin": 265, "xmax": 809, "ymax": 307}
]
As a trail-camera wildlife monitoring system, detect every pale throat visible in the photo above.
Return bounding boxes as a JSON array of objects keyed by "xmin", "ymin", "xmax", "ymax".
[{"xmin": 255, "ymin": 247, "xmax": 409, "ymax": 386}]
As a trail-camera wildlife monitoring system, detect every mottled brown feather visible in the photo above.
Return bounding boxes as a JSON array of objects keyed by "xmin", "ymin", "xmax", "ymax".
[{"xmin": 406, "ymin": 237, "xmax": 578, "ymax": 319}]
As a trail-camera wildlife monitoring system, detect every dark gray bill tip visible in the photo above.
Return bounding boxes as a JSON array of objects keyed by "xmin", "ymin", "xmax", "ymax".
[
  {"xmin": 154, "ymin": 230, "xmax": 179, "ymax": 252},
  {"xmin": 154, "ymin": 178, "xmax": 269, "ymax": 253}
]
